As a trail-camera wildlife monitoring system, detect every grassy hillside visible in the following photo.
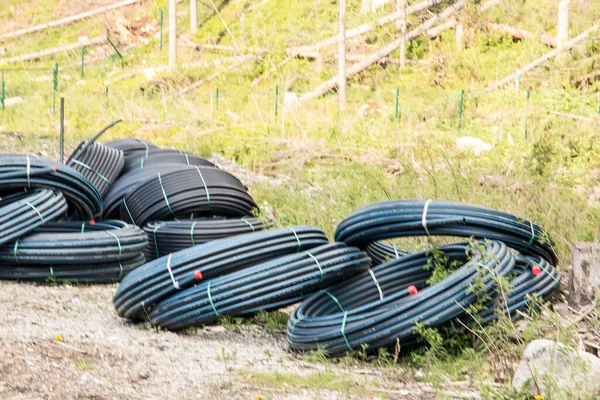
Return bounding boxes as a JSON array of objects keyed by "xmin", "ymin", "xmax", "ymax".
[{"xmin": 0, "ymin": 0, "xmax": 599, "ymax": 397}]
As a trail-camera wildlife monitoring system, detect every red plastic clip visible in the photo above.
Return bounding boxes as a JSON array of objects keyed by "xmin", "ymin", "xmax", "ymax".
[
  {"xmin": 194, "ymin": 270, "xmax": 203, "ymax": 280},
  {"xmin": 532, "ymin": 266, "xmax": 541, "ymax": 276},
  {"xmin": 52, "ymin": 166, "xmax": 57, "ymax": 173},
  {"xmin": 89, "ymin": 219, "xmax": 96, "ymax": 226},
  {"xmin": 408, "ymin": 285, "xmax": 418, "ymax": 295}
]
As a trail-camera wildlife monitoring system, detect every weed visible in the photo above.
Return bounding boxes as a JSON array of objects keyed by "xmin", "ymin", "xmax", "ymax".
[
  {"xmin": 253, "ymin": 310, "xmax": 289, "ymax": 334},
  {"xmin": 216, "ymin": 347, "xmax": 238, "ymax": 361}
]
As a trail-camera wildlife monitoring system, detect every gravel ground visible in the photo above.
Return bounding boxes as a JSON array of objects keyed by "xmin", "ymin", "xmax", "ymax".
[{"xmin": 0, "ymin": 281, "xmax": 445, "ymax": 400}]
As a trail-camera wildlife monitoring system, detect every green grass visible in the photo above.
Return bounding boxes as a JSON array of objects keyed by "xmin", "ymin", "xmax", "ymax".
[{"xmin": 240, "ymin": 370, "xmax": 374, "ymax": 394}]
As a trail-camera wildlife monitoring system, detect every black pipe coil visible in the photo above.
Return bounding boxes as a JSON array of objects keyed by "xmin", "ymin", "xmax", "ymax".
[
  {"xmin": 119, "ymin": 167, "xmax": 257, "ymax": 227},
  {"xmin": 335, "ymin": 199, "xmax": 558, "ymax": 266},
  {"xmin": 122, "ymin": 148, "xmax": 216, "ymax": 174},
  {"xmin": 0, "ymin": 221, "xmax": 147, "ymax": 279},
  {"xmin": 148, "ymin": 243, "xmax": 371, "ymax": 330},
  {"xmin": 144, "ymin": 217, "xmax": 270, "ymax": 260},
  {"xmin": 0, "ymin": 254, "xmax": 145, "ymax": 283},
  {"xmin": 114, "ymin": 226, "xmax": 329, "ymax": 320},
  {"xmin": 102, "ymin": 163, "xmax": 184, "ymax": 219},
  {"xmin": 0, "ymin": 189, "xmax": 67, "ymax": 245},
  {"xmin": 104, "ymin": 138, "xmax": 158, "ymax": 159},
  {"xmin": 0, "ymin": 154, "xmax": 103, "ymax": 219},
  {"xmin": 67, "ymin": 142, "xmax": 125, "ymax": 198}
]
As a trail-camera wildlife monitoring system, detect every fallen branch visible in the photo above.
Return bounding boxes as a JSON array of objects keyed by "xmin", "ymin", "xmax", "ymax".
[
  {"xmin": 427, "ymin": 17, "xmax": 458, "ymax": 38},
  {"xmin": 488, "ymin": 23, "xmax": 557, "ymax": 47},
  {"xmin": 288, "ymin": 0, "xmax": 446, "ymax": 56},
  {"xmin": 0, "ymin": 0, "xmax": 143, "ymax": 42},
  {"xmin": 488, "ymin": 22, "xmax": 600, "ymax": 90},
  {"xmin": 0, "ymin": 37, "xmax": 104, "ymax": 65},
  {"xmin": 573, "ymin": 69, "xmax": 600, "ymax": 85},
  {"xmin": 300, "ymin": 0, "xmax": 464, "ymax": 102},
  {"xmin": 546, "ymin": 109, "xmax": 593, "ymax": 122}
]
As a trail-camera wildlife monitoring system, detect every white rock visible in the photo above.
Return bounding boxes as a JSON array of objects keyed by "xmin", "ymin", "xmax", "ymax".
[
  {"xmin": 143, "ymin": 68, "xmax": 156, "ymax": 80},
  {"xmin": 512, "ymin": 339, "xmax": 600, "ymax": 397},
  {"xmin": 283, "ymin": 92, "xmax": 300, "ymax": 112},
  {"xmin": 455, "ymin": 136, "xmax": 493, "ymax": 155}
]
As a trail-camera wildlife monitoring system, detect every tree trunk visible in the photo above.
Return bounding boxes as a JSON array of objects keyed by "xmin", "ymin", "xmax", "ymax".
[
  {"xmin": 488, "ymin": 23, "xmax": 557, "ymax": 47},
  {"xmin": 301, "ymin": 0, "xmax": 464, "ymax": 102},
  {"xmin": 398, "ymin": 0, "xmax": 406, "ymax": 67},
  {"xmin": 338, "ymin": 0, "xmax": 347, "ymax": 110},
  {"xmin": 169, "ymin": 0, "xmax": 177, "ymax": 69},
  {"xmin": 361, "ymin": 0, "xmax": 373, "ymax": 13},
  {"xmin": 289, "ymin": 0, "xmax": 446, "ymax": 56},
  {"xmin": 557, "ymin": 0, "xmax": 569, "ymax": 63},
  {"xmin": 488, "ymin": 22, "xmax": 599, "ymax": 90},
  {"xmin": 569, "ymin": 242, "xmax": 600, "ymax": 308},
  {"xmin": 190, "ymin": 0, "xmax": 198, "ymax": 34}
]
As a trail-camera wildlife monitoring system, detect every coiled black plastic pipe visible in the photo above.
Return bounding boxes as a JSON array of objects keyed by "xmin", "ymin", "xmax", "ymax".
[
  {"xmin": 143, "ymin": 217, "xmax": 269, "ymax": 260},
  {"xmin": 148, "ymin": 242, "xmax": 371, "ymax": 329},
  {"xmin": 114, "ymin": 226, "xmax": 329, "ymax": 319},
  {"xmin": 0, "ymin": 154, "xmax": 103, "ymax": 218},
  {"xmin": 0, "ymin": 220, "xmax": 147, "ymax": 282},
  {"xmin": 68, "ymin": 142, "xmax": 125, "ymax": 198},
  {"xmin": 119, "ymin": 167, "xmax": 257, "ymax": 226},
  {"xmin": 0, "ymin": 189, "xmax": 67, "ymax": 245}
]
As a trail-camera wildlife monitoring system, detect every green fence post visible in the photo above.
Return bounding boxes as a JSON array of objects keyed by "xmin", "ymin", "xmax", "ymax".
[
  {"xmin": 275, "ymin": 85, "xmax": 279, "ymax": 116},
  {"xmin": 81, "ymin": 46, "xmax": 86, "ymax": 79},
  {"xmin": 216, "ymin": 88, "xmax": 219, "ymax": 110},
  {"xmin": 53, "ymin": 63, "xmax": 58, "ymax": 115},
  {"xmin": 160, "ymin": 9, "xmax": 164, "ymax": 52},
  {"xmin": 106, "ymin": 86, "xmax": 109, "ymax": 98},
  {"xmin": 457, "ymin": 89, "xmax": 464, "ymax": 132},
  {"xmin": 524, "ymin": 90, "xmax": 530, "ymax": 139},
  {"xmin": 395, "ymin": 87, "xmax": 399, "ymax": 119},
  {"xmin": 1, "ymin": 70, "xmax": 5, "ymax": 110},
  {"xmin": 107, "ymin": 35, "xmax": 124, "ymax": 69}
]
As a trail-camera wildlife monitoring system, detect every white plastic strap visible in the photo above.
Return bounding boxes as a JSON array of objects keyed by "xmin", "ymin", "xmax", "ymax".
[
  {"xmin": 49, "ymin": 266, "xmax": 54, "ymax": 277},
  {"xmin": 24, "ymin": 201, "xmax": 44, "ymax": 223},
  {"xmin": 305, "ymin": 251, "xmax": 324, "ymax": 281},
  {"xmin": 528, "ymin": 221, "xmax": 535, "ymax": 245},
  {"xmin": 421, "ymin": 199, "xmax": 433, "ymax": 236},
  {"xmin": 288, "ymin": 227, "xmax": 301, "ymax": 251},
  {"xmin": 26, "ymin": 156, "xmax": 31, "ymax": 187},
  {"xmin": 394, "ymin": 246, "xmax": 400, "ymax": 259},
  {"xmin": 107, "ymin": 231, "xmax": 122, "ymax": 256},
  {"xmin": 165, "ymin": 254, "xmax": 180, "ymax": 290},
  {"xmin": 368, "ymin": 269, "xmax": 384, "ymax": 300}
]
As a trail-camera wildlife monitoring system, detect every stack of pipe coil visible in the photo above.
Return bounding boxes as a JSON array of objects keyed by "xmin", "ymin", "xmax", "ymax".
[{"xmin": 287, "ymin": 200, "xmax": 561, "ymax": 356}]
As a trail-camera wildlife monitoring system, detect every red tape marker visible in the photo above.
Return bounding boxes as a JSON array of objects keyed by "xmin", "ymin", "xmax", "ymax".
[
  {"xmin": 89, "ymin": 219, "xmax": 96, "ymax": 226},
  {"xmin": 532, "ymin": 265, "xmax": 541, "ymax": 276},
  {"xmin": 52, "ymin": 166, "xmax": 57, "ymax": 173},
  {"xmin": 194, "ymin": 270, "xmax": 203, "ymax": 280},
  {"xmin": 408, "ymin": 285, "xmax": 418, "ymax": 295}
]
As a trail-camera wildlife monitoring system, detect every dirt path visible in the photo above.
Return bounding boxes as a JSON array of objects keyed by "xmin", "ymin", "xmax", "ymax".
[{"xmin": 0, "ymin": 281, "xmax": 439, "ymax": 399}]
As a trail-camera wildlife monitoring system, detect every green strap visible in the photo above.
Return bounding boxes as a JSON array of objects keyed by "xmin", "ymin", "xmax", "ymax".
[
  {"xmin": 190, "ymin": 220, "xmax": 198, "ymax": 246},
  {"xmin": 288, "ymin": 227, "xmax": 301, "ymax": 252},
  {"xmin": 341, "ymin": 311, "xmax": 351, "ymax": 350},
  {"xmin": 107, "ymin": 231, "xmax": 122, "ymax": 256},
  {"xmin": 289, "ymin": 316, "xmax": 305, "ymax": 346},
  {"xmin": 135, "ymin": 139, "xmax": 150, "ymax": 158},
  {"xmin": 240, "ymin": 216, "xmax": 255, "ymax": 231},
  {"xmin": 71, "ymin": 159, "xmax": 112, "ymax": 186},
  {"xmin": 13, "ymin": 239, "xmax": 19, "ymax": 262},
  {"xmin": 207, "ymin": 280, "xmax": 220, "ymax": 317},
  {"xmin": 140, "ymin": 158, "xmax": 145, "ymax": 168},
  {"xmin": 157, "ymin": 172, "xmax": 175, "ymax": 216},
  {"xmin": 306, "ymin": 251, "xmax": 324, "ymax": 283},
  {"xmin": 24, "ymin": 201, "xmax": 44, "ymax": 223},
  {"xmin": 183, "ymin": 152, "xmax": 190, "ymax": 165},
  {"xmin": 118, "ymin": 263, "xmax": 123, "ymax": 280},
  {"xmin": 49, "ymin": 265, "xmax": 54, "ymax": 277},
  {"xmin": 153, "ymin": 224, "xmax": 161, "ymax": 259},
  {"xmin": 528, "ymin": 221, "xmax": 535, "ymax": 245},
  {"xmin": 324, "ymin": 290, "xmax": 345, "ymax": 313},
  {"xmin": 81, "ymin": 222, "xmax": 86, "ymax": 233},
  {"xmin": 194, "ymin": 166, "xmax": 210, "ymax": 205},
  {"xmin": 122, "ymin": 198, "xmax": 135, "ymax": 224}
]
